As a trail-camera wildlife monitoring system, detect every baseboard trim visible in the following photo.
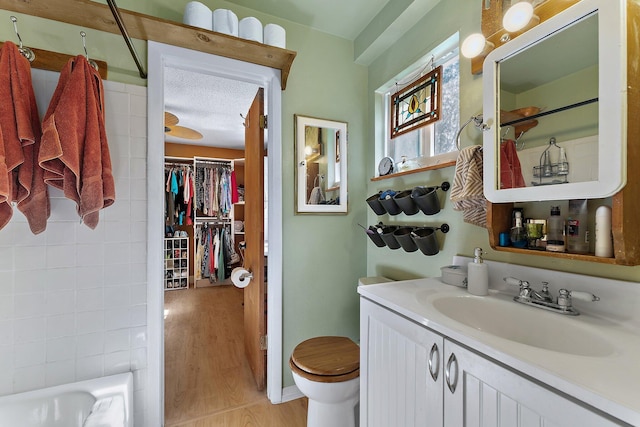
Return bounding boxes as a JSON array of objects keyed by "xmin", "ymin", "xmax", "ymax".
[{"xmin": 280, "ymin": 385, "xmax": 304, "ymax": 402}]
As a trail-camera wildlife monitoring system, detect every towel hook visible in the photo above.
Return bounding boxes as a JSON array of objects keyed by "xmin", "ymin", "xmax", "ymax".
[
  {"xmin": 515, "ymin": 130, "xmax": 526, "ymax": 150},
  {"xmin": 240, "ymin": 113, "xmax": 249, "ymax": 128},
  {"xmin": 80, "ymin": 31, "xmax": 99, "ymax": 71},
  {"xmin": 10, "ymin": 16, "xmax": 35, "ymax": 62}
]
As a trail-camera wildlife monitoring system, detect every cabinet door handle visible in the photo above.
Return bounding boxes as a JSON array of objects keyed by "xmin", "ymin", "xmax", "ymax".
[
  {"xmin": 428, "ymin": 343, "xmax": 440, "ymax": 381},
  {"xmin": 445, "ymin": 352, "xmax": 458, "ymax": 394}
]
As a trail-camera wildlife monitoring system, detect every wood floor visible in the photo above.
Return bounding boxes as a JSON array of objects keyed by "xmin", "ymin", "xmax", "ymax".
[{"xmin": 164, "ymin": 286, "xmax": 307, "ymax": 426}]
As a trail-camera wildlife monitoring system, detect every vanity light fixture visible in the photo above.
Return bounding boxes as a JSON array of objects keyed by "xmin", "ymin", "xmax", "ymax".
[
  {"xmin": 461, "ymin": 33, "xmax": 495, "ymax": 59},
  {"xmin": 503, "ymin": 1, "xmax": 539, "ymax": 33}
]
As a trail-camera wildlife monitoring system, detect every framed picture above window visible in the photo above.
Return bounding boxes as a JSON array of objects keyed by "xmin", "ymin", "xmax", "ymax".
[{"xmin": 390, "ymin": 65, "xmax": 442, "ymax": 139}]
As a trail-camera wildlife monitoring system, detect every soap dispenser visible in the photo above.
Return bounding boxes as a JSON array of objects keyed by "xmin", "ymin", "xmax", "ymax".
[{"xmin": 468, "ymin": 247, "xmax": 489, "ymax": 296}]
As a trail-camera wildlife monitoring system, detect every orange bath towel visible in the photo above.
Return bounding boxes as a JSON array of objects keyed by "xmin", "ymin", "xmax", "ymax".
[
  {"xmin": 0, "ymin": 41, "xmax": 50, "ymax": 234},
  {"xmin": 39, "ymin": 55, "xmax": 115, "ymax": 229}
]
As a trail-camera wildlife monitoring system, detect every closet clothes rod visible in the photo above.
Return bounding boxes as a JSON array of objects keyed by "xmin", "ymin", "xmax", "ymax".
[
  {"xmin": 106, "ymin": 0, "xmax": 147, "ymax": 79},
  {"xmin": 196, "ymin": 160, "xmax": 232, "ymax": 166},
  {"xmin": 196, "ymin": 219, "xmax": 231, "ymax": 226}
]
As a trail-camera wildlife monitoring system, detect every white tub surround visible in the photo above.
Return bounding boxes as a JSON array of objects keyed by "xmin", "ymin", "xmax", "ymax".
[
  {"xmin": 358, "ymin": 259, "xmax": 640, "ymax": 426},
  {"xmin": 0, "ymin": 372, "xmax": 133, "ymax": 427},
  {"xmin": 0, "ymin": 67, "xmax": 148, "ymax": 426}
]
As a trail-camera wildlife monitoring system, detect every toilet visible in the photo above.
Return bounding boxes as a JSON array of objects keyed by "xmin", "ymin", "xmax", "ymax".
[{"xmin": 290, "ymin": 336, "xmax": 360, "ymax": 427}]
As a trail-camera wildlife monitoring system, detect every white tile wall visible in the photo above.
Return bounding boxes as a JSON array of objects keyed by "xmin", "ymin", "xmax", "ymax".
[{"xmin": 0, "ymin": 69, "xmax": 148, "ymax": 425}]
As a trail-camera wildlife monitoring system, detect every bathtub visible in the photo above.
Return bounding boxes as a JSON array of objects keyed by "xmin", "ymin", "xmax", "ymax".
[{"xmin": 0, "ymin": 372, "xmax": 133, "ymax": 427}]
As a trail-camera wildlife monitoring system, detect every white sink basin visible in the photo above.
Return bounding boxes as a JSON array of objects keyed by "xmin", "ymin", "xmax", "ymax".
[{"xmin": 431, "ymin": 295, "xmax": 613, "ymax": 357}]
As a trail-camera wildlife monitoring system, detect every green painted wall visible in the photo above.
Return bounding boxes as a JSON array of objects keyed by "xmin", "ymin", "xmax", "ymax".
[{"xmin": 366, "ymin": 0, "xmax": 640, "ymax": 285}]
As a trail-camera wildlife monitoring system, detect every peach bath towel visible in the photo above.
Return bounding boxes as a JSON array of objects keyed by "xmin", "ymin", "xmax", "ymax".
[
  {"xmin": 0, "ymin": 41, "xmax": 50, "ymax": 234},
  {"xmin": 39, "ymin": 55, "xmax": 115, "ymax": 229}
]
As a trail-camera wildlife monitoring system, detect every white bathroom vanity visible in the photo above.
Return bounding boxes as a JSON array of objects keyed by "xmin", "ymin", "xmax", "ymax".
[{"xmin": 358, "ymin": 259, "xmax": 640, "ymax": 426}]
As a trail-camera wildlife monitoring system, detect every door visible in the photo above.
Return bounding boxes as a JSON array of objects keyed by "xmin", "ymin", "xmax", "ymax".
[
  {"xmin": 443, "ymin": 340, "xmax": 620, "ymax": 427},
  {"xmin": 360, "ymin": 299, "xmax": 444, "ymax": 426},
  {"xmin": 243, "ymin": 88, "xmax": 266, "ymax": 390}
]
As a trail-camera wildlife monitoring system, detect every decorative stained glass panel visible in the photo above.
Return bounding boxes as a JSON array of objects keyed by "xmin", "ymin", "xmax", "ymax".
[{"xmin": 390, "ymin": 65, "xmax": 442, "ymax": 139}]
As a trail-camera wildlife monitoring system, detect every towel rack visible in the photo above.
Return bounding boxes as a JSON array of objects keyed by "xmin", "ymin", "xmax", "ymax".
[
  {"xmin": 106, "ymin": 0, "xmax": 147, "ymax": 79},
  {"xmin": 454, "ymin": 114, "xmax": 488, "ymax": 150},
  {"xmin": 4, "ymin": 15, "xmax": 109, "ymax": 78}
]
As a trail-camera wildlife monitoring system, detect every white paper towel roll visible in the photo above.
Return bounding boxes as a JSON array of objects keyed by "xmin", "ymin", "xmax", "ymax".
[
  {"xmin": 231, "ymin": 267, "xmax": 252, "ymax": 288},
  {"xmin": 264, "ymin": 24, "xmax": 286, "ymax": 49},
  {"xmin": 213, "ymin": 9, "xmax": 239, "ymax": 37},
  {"xmin": 183, "ymin": 2, "xmax": 213, "ymax": 31},
  {"xmin": 239, "ymin": 17, "xmax": 263, "ymax": 43}
]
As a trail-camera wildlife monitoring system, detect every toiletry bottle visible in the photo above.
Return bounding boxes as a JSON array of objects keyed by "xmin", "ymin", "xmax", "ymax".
[
  {"xmin": 468, "ymin": 247, "xmax": 489, "ymax": 296},
  {"xmin": 567, "ymin": 199, "xmax": 589, "ymax": 254},
  {"xmin": 546, "ymin": 206, "xmax": 565, "ymax": 252},
  {"xmin": 557, "ymin": 147, "xmax": 569, "ymax": 175},
  {"xmin": 595, "ymin": 205, "xmax": 613, "ymax": 257},
  {"xmin": 510, "ymin": 211, "xmax": 527, "ymax": 248}
]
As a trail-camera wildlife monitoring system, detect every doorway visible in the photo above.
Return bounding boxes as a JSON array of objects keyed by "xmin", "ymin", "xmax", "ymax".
[{"xmin": 147, "ymin": 41, "xmax": 285, "ymax": 426}]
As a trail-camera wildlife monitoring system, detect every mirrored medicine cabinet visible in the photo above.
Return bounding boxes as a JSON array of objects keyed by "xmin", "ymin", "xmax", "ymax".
[
  {"xmin": 295, "ymin": 115, "xmax": 348, "ymax": 214},
  {"xmin": 482, "ymin": 0, "xmax": 626, "ymax": 203}
]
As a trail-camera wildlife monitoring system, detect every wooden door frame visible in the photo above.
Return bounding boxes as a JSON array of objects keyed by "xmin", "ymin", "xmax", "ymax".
[{"xmin": 147, "ymin": 41, "xmax": 284, "ymax": 426}]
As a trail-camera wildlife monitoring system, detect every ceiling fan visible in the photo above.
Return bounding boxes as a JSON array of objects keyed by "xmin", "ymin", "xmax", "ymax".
[{"xmin": 164, "ymin": 111, "xmax": 203, "ymax": 140}]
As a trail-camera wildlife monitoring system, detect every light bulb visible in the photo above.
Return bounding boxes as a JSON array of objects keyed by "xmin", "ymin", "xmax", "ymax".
[
  {"xmin": 461, "ymin": 33, "xmax": 489, "ymax": 58},
  {"xmin": 503, "ymin": 2, "xmax": 534, "ymax": 32}
]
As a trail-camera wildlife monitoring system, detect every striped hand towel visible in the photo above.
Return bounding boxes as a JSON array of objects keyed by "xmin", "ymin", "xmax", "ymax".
[{"xmin": 450, "ymin": 145, "xmax": 487, "ymax": 228}]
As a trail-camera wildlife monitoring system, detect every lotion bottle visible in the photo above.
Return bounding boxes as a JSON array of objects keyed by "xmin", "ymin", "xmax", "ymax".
[
  {"xmin": 595, "ymin": 205, "xmax": 613, "ymax": 257},
  {"xmin": 468, "ymin": 247, "xmax": 489, "ymax": 296}
]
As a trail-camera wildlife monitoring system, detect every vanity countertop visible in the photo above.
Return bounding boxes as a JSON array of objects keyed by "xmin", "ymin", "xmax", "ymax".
[{"xmin": 358, "ymin": 277, "xmax": 640, "ymax": 426}]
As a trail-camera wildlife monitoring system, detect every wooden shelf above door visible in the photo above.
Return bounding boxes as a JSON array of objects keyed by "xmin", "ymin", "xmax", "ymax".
[{"xmin": 0, "ymin": 0, "xmax": 297, "ymax": 89}]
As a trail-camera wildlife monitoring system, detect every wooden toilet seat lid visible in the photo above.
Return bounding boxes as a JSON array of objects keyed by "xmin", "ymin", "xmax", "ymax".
[{"xmin": 291, "ymin": 336, "xmax": 359, "ymax": 376}]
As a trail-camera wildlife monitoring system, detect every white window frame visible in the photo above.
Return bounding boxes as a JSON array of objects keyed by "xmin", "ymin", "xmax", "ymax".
[{"xmin": 376, "ymin": 33, "xmax": 460, "ymax": 171}]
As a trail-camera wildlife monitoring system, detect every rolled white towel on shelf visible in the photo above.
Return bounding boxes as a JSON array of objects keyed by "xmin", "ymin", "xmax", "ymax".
[
  {"xmin": 264, "ymin": 23, "xmax": 286, "ymax": 48},
  {"xmin": 183, "ymin": 1, "xmax": 213, "ymax": 31},
  {"xmin": 213, "ymin": 9, "xmax": 239, "ymax": 36},
  {"xmin": 239, "ymin": 17, "xmax": 263, "ymax": 43}
]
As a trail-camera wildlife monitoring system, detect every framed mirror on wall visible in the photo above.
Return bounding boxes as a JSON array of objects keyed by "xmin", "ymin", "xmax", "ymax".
[
  {"xmin": 482, "ymin": 0, "xmax": 626, "ymax": 203},
  {"xmin": 295, "ymin": 115, "xmax": 348, "ymax": 213}
]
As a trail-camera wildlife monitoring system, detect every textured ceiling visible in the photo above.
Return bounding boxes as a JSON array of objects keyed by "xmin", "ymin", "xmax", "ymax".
[{"xmin": 164, "ymin": 67, "xmax": 259, "ymax": 149}]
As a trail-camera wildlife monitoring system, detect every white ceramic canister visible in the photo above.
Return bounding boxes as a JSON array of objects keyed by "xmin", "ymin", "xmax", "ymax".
[
  {"xmin": 183, "ymin": 1, "xmax": 213, "ymax": 31},
  {"xmin": 213, "ymin": 9, "xmax": 239, "ymax": 37},
  {"xmin": 239, "ymin": 17, "xmax": 263, "ymax": 43}
]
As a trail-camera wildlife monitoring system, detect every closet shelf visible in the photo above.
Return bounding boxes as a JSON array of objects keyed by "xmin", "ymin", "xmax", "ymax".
[{"xmin": 0, "ymin": 0, "xmax": 297, "ymax": 89}]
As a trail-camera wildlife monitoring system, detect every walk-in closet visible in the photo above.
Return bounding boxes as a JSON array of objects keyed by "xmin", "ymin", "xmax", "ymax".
[{"xmin": 164, "ymin": 154, "xmax": 245, "ymax": 289}]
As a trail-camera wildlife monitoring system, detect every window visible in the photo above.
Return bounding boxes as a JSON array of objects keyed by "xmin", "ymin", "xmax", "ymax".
[{"xmin": 379, "ymin": 41, "xmax": 460, "ymax": 170}]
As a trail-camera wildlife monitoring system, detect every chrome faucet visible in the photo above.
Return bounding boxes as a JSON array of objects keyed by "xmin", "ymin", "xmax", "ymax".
[{"xmin": 503, "ymin": 277, "xmax": 600, "ymax": 316}]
